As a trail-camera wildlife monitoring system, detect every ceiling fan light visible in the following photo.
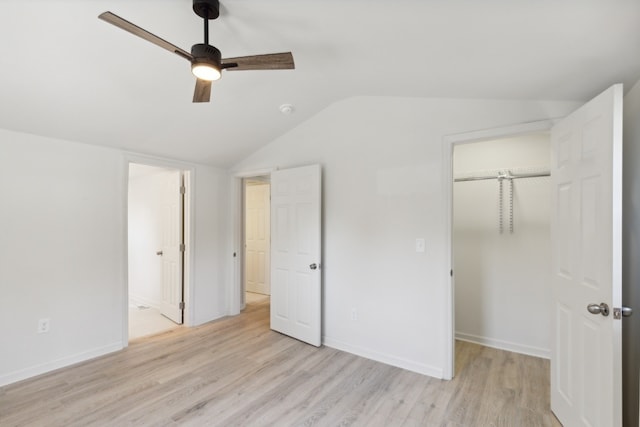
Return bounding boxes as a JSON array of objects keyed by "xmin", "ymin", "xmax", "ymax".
[
  {"xmin": 192, "ymin": 62, "xmax": 221, "ymax": 81},
  {"xmin": 190, "ymin": 44, "xmax": 222, "ymax": 81}
]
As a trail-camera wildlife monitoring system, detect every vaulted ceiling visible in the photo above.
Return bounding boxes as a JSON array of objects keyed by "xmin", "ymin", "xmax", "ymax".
[{"xmin": 1, "ymin": 0, "xmax": 639, "ymax": 167}]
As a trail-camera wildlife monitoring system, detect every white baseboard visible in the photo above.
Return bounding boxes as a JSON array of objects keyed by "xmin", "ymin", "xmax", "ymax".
[
  {"xmin": 322, "ymin": 336, "xmax": 443, "ymax": 379},
  {"xmin": 455, "ymin": 332, "xmax": 550, "ymax": 359},
  {"xmin": 0, "ymin": 342, "xmax": 123, "ymax": 387}
]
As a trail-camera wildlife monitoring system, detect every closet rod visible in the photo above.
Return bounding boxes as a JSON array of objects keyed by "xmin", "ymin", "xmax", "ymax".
[{"xmin": 454, "ymin": 171, "xmax": 550, "ymax": 183}]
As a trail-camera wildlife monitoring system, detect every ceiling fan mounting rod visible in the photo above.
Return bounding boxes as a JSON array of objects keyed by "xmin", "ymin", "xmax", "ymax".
[
  {"xmin": 204, "ymin": 17, "xmax": 209, "ymax": 45},
  {"xmin": 193, "ymin": 0, "xmax": 218, "ymax": 45}
]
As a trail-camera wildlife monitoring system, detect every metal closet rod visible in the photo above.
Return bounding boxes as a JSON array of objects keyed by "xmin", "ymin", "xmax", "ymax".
[{"xmin": 454, "ymin": 170, "xmax": 550, "ymax": 183}]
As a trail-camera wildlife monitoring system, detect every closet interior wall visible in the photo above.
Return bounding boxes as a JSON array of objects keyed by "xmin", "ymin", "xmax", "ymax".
[{"xmin": 453, "ymin": 133, "xmax": 552, "ymax": 358}]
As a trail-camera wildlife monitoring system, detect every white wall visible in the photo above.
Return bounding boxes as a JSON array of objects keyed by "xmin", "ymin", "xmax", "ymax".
[
  {"xmin": 623, "ymin": 78, "xmax": 640, "ymax": 427},
  {"xmin": 0, "ymin": 129, "xmax": 229, "ymax": 386},
  {"xmin": 0, "ymin": 130, "xmax": 125, "ymax": 385},
  {"xmin": 453, "ymin": 134, "xmax": 552, "ymax": 358},
  {"xmin": 191, "ymin": 165, "xmax": 230, "ymax": 326},
  {"xmin": 232, "ymin": 96, "xmax": 580, "ymax": 377},
  {"xmin": 128, "ymin": 165, "xmax": 174, "ymax": 308}
]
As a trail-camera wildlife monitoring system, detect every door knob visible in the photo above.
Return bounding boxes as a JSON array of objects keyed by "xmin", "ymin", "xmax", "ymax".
[
  {"xmin": 587, "ymin": 302, "xmax": 610, "ymax": 316},
  {"xmin": 156, "ymin": 251, "xmax": 163, "ymax": 256},
  {"xmin": 309, "ymin": 263, "xmax": 318, "ymax": 270}
]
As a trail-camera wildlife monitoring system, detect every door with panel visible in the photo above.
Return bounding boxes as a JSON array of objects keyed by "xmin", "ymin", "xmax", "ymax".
[
  {"xmin": 270, "ymin": 165, "xmax": 322, "ymax": 347},
  {"xmin": 159, "ymin": 170, "xmax": 184, "ymax": 324},
  {"xmin": 245, "ymin": 182, "xmax": 271, "ymax": 295},
  {"xmin": 550, "ymin": 84, "xmax": 623, "ymax": 426}
]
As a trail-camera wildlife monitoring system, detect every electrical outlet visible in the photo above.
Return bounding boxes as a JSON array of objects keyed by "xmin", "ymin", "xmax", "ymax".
[
  {"xmin": 351, "ymin": 308, "xmax": 358, "ymax": 321},
  {"xmin": 37, "ymin": 318, "xmax": 50, "ymax": 334}
]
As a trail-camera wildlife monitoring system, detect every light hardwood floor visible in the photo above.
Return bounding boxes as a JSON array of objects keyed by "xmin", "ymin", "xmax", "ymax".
[{"xmin": 0, "ymin": 298, "xmax": 561, "ymax": 427}]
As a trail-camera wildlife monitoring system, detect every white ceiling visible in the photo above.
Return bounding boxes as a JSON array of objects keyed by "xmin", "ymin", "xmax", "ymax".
[{"xmin": 1, "ymin": 0, "xmax": 639, "ymax": 168}]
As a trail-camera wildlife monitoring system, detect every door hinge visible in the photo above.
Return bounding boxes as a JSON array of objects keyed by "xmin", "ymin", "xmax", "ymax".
[
  {"xmin": 179, "ymin": 301, "xmax": 185, "ymax": 310},
  {"xmin": 180, "ymin": 243, "xmax": 185, "ymax": 252},
  {"xmin": 180, "ymin": 185, "xmax": 186, "ymax": 195},
  {"xmin": 613, "ymin": 307, "xmax": 633, "ymax": 319}
]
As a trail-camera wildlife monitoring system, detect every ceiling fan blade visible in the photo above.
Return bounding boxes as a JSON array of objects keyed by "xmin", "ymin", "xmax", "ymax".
[
  {"xmin": 99, "ymin": 11, "xmax": 193, "ymax": 61},
  {"xmin": 193, "ymin": 79, "xmax": 212, "ymax": 103},
  {"xmin": 222, "ymin": 52, "xmax": 294, "ymax": 71}
]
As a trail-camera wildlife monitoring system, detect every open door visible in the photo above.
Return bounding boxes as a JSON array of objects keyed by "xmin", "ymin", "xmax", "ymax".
[
  {"xmin": 159, "ymin": 170, "xmax": 184, "ymax": 324},
  {"xmin": 270, "ymin": 165, "xmax": 322, "ymax": 346},
  {"xmin": 550, "ymin": 84, "xmax": 623, "ymax": 426}
]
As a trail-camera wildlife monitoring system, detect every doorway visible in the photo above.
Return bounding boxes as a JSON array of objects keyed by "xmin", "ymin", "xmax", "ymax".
[
  {"xmin": 128, "ymin": 163, "xmax": 188, "ymax": 340},
  {"xmin": 234, "ymin": 165, "xmax": 323, "ymax": 347},
  {"xmin": 242, "ymin": 176, "xmax": 271, "ymax": 309},
  {"xmin": 452, "ymin": 132, "xmax": 552, "ymax": 362},
  {"xmin": 445, "ymin": 86, "xmax": 624, "ymax": 426},
  {"xmin": 443, "ymin": 120, "xmax": 555, "ymax": 379}
]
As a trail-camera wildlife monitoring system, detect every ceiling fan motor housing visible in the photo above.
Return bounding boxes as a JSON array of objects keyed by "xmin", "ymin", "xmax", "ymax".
[
  {"xmin": 193, "ymin": 0, "xmax": 220, "ymax": 20},
  {"xmin": 191, "ymin": 43, "xmax": 221, "ymax": 68}
]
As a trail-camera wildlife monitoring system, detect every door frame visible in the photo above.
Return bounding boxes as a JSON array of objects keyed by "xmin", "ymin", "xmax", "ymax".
[
  {"xmin": 441, "ymin": 119, "xmax": 557, "ymax": 379},
  {"xmin": 230, "ymin": 168, "xmax": 275, "ymax": 315},
  {"xmin": 123, "ymin": 155, "xmax": 194, "ymax": 344}
]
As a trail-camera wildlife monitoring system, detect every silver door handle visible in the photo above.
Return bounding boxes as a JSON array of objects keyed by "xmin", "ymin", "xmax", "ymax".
[
  {"xmin": 309, "ymin": 263, "xmax": 318, "ymax": 270},
  {"xmin": 587, "ymin": 303, "xmax": 610, "ymax": 316},
  {"xmin": 622, "ymin": 307, "xmax": 633, "ymax": 317},
  {"xmin": 156, "ymin": 251, "xmax": 163, "ymax": 256}
]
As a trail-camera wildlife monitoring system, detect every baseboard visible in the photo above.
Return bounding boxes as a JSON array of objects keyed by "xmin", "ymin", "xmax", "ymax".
[
  {"xmin": 0, "ymin": 341, "xmax": 123, "ymax": 387},
  {"xmin": 322, "ymin": 336, "xmax": 443, "ymax": 379},
  {"xmin": 455, "ymin": 332, "xmax": 550, "ymax": 359}
]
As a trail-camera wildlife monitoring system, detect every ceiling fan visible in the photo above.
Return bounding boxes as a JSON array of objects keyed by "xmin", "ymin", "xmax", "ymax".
[{"xmin": 99, "ymin": 0, "xmax": 295, "ymax": 103}]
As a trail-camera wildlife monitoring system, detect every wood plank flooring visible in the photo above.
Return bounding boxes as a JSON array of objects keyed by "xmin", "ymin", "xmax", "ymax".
[{"xmin": 0, "ymin": 299, "xmax": 562, "ymax": 426}]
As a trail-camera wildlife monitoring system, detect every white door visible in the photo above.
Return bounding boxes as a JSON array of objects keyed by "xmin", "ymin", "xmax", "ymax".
[
  {"xmin": 270, "ymin": 165, "xmax": 322, "ymax": 347},
  {"xmin": 159, "ymin": 170, "xmax": 184, "ymax": 324},
  {"xmin": 550, "ymin": 84, "xmax": 623, "ymax": 426},
  {"xmin": 245, "ymin": 182, "xmax": 271, "ymax": 295}
]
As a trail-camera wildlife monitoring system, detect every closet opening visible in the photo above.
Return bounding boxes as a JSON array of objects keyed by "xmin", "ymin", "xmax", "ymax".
[{"xmin": 451, "ymin": 130, "xmax": 553, "ymax": 375}]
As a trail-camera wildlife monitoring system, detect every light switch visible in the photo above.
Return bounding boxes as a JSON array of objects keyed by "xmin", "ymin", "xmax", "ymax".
[{"xmin": 415, "ymin": 238, "xmax": 425, "ymax": 253}]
